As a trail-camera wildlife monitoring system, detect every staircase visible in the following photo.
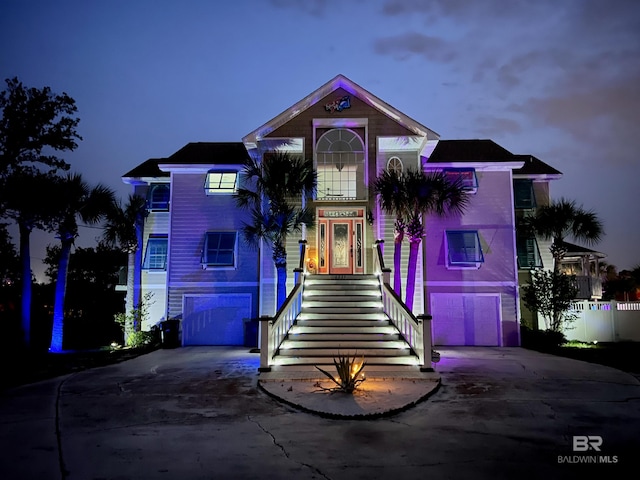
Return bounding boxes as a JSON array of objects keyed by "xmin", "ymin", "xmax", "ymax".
[{"xmin": 272, "ymin": 275, "xmax": 420, "ymax": 367}]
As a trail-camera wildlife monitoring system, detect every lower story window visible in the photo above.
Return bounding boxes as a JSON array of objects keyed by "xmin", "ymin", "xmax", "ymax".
[
  {"xmin": 446, "ymin": 230, "xmax": 484, "ymax": 269},
  {"xmin": 517, "ymin": 235, "xmax": 543, "ymax": 269},
  {"xmin": 203, "ymin": 232, "xmax": 237, "ymax": 267},
  {"xmin": 143, "ymin": 236, "xmax": 168, "ymax": 270}
]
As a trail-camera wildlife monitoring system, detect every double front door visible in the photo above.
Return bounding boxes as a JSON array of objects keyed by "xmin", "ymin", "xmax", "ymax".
[{"xmin": 317, "ymin": 210, "xmax": 365, "ymax": 275}]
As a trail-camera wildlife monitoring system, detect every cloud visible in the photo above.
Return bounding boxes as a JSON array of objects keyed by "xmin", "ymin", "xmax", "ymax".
[
  {"xmin": 473, "ymin": 116, "xmax": 523, "ymax": 137},
  {"xmin": 373, "ymin": 32, "xmax": 457, "ymax": 62}
]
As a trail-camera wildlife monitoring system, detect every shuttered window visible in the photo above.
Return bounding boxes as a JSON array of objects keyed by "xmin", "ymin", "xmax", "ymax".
[{"xmin": 446, "ymin": 230, "xmax": 484, "ymax": 268}]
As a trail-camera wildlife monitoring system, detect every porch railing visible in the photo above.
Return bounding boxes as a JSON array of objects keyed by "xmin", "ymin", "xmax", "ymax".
[
  {"xmin": 373, "ymin": 240, "xmax": 433, "ymax": 370},
  {"xmin": 259, "ymin": 240, "xmax": 307, "ymax": 372}
]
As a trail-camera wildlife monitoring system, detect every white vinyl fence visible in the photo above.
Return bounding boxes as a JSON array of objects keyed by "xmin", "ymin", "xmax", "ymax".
[{"xmin": 564, "ymin": 301, "xmax": 640, "ymax": 343}]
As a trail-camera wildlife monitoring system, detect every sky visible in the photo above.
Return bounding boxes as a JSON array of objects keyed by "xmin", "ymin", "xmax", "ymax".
[{"xmin": 1, "ymin": 0, "xmax": 639, "ymax": 281}]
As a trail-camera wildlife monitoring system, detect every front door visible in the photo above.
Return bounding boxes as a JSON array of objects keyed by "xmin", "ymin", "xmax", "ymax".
[{"xmin": 317, "ymin": 209, "xmax": 365, "ymax": 275}]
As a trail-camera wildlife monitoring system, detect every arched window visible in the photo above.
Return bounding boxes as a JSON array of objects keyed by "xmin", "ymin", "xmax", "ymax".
[
  {"xmin": 148, "ymin": 184, "xmax": 170, "ymax": 210},
  {"xmin": 316, "ymin": 128, "xmax": 365, "ymax": 200},
  {"xmin": 386, "ymin": 156, "xmax": 403, "ymax": 174}
]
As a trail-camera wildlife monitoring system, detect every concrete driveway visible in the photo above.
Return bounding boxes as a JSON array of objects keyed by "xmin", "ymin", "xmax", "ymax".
[{"xmin": 1, "ymin": 346, "xmax": 638, "ymax": 479}]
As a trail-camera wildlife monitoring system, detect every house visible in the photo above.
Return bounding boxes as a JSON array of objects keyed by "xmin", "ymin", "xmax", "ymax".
[{"xmin": 122, "ymin": 74, "xmax": 575, "ymax": 358}]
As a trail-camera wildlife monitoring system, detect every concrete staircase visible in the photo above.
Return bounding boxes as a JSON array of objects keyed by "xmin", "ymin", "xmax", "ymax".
[{"xmin": 273, "ymin": 275, "xmax": 420, "ymax": 367}]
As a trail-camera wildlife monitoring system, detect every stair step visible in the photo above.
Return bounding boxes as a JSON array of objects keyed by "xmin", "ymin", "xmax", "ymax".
[
  {"xmin": 304, "ymin": 285, "xmax": 380, "ymax": 294},
  {"xmin": 281, "ymin": 340, "xmax": 408, "ymax": 349},
  {"xmin": 289, "ymin": 326, "xmax": 397, "ymax": 334},
  {"xmin": 274, "ymin": 356, "xmax": 420, "ymax": 366},
  {"xmin": 298, "ymin": 312, "xmax": 386, "ymax": 321},
  {"xmin": 278, "ymin": 347, "xmax": 412, "ymax": 357},
  {"xmin": 295, "ymin": 320, "xmax": 389, "ymax": 328},
  {"xmin": 302, "ymin": 300, "xmax": 382, "ymax": 308},
  {"xmin": 287, "ymin": 333, "xmax": 401, "ymax": 341},
  {"xmin": 304, "ymin": 292, "xmax": 381, "ymax": 300}
]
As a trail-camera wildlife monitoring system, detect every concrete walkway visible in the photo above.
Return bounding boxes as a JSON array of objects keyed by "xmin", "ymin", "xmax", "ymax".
[{"xmin": 1, "ymin": 346, "xmax": 638, "ymax": 479}]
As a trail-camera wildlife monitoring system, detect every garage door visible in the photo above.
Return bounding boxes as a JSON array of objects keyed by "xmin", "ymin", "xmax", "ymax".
[
  {"xmin": 430, "ymin": 294, "xmax": 501, "ymax": 346},
  {"xmin": 182, "ymin": 294, "xmax": 251, "ymax": 345}
]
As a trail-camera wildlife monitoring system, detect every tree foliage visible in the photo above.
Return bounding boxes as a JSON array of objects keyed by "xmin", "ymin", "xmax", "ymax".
[{"xmin": 521, "ymin": 269, "xmax": 578, "ymax": 332}]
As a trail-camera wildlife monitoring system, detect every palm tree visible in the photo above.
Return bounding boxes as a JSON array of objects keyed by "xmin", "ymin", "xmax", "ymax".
[
  {"xmin": 48, "ymin": 173, "xmax": 115, "ymax": 352},
  {"xmin": 524, "ymin": 198, "xmax": 603, "ymax": 274},
  {"xmin": 235, "ymin": 151, "xmax": 316, "ymax": 309},
  {"xmin": 373, "ymin": 169, "xmax": 409, "ymax": 297},
  {"xmin": 103, "ymin": 194, "xmax": 147, "ymax": 344},
  {"xmin": 1, "ymin": 170, "xmax": 60, "ymax": 348},
  {"xmin": 403, "ymin": 169, "xmax": 468, "ymax": 311}
]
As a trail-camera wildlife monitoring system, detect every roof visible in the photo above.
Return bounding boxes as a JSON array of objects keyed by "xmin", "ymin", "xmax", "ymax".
[
  {"xmin": 165, "ymin": 142, "xmax": 250, "ymax": 164},
  {"xmin": 513, "ymin": 155, "xmax": 562, "ymax": 176},
  {"xmin": 426, "ymin": 140, "xmax": 516, "ymax": 163},
  {"xmin": 243, "ymin": 74, "xmax": 440, "ymax": 146},
  {"xmin": 559, "ymin": 240, "xmax": 606, "ymax": 258},
  {"xmin": 122, "ymin": 158, "xmax": 169, "ymax": 178},
  {"xmin": 122, "ymin": 142, "xmax": 250, "ymax": 179}
]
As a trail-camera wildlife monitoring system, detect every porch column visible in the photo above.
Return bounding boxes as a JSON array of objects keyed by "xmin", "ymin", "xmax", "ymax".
[
  {"xmin": 258, "ymin": 316, "xmax": 272, "ymax": 372},
  {"xmin": 417, "ymin": 313, "xmax": 434, "ymax": 372}
]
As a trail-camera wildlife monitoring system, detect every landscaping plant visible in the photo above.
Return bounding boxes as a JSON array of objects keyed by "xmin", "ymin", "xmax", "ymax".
[{"xmin": 315, "ymin": 352, "xmax": 366, "ymax": 394}]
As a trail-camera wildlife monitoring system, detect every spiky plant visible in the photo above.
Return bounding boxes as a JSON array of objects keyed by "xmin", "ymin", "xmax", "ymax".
[{"xmin": 315, "ymin": 352, "xmax": 366, "ymax": 394}]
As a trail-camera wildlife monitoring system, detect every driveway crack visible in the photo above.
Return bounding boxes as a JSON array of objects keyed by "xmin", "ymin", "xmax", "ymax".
[{"xmin": 247, "ymin": 415, "xmax": 331, "ymax": 479}]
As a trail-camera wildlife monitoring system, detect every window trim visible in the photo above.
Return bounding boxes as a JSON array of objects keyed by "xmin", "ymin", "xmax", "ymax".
[
  {"xmin": 445, "ymin": 230, "xmax": 485, "ymax": 269},
  {"xmin": 443, "ymin": 168, "xmax": 478, "ymax": 193},
  {"xmin": 204, "ymin": 170, "xmax": 238, "ymax": 195},
  {"xmin": 147, "ymin": 183, "xmax": 170, "ymax": 211},
  {"xmin": 142, "ymin": 235, "xmax": 168, "ymax": 271},
  {"xmin": 202, "ymin": 231, "xmax": 238, "ymax": 269}
]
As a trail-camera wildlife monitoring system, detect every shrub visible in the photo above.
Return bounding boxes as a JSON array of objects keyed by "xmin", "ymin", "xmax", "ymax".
[
  {"xmin": 521, "ymin": 325, "xmax": 566, "ymax": 351},
  {"xmin": 315, "ymin": 352, "xmax": 366, "ymax": 394}
]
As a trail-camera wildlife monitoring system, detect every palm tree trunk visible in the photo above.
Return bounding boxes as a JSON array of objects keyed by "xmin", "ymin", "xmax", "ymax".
[
  {"xmin": 405, "ymin": 237, "xmax": 421, "ymax": 311},
  {"xmin": 393, "ymin": 225, "xmax": 403, "ymax": 297},
  {"xmin": 50, "ymin": 235, "xmax": 73, "ymax": 352},
  {"xmin": 18, "ymin": 221, "xmax": 32, "ymax": 349},
  {"xmin": 273, "ymin": 241, "xmax": 287, "ymax": 310},
  {"xmin": 125, "ymin": 251, "xmax": 135, "ymax": 345}
]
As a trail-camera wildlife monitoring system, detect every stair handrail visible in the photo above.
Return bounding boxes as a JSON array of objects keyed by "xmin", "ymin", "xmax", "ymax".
[
  {"xmin": 259, "ymin": 241, "xmax": 307, "ymax": 372},
  {"xmin": 373, "ymin": 240, "xmax": 432, "ymax": 369}
]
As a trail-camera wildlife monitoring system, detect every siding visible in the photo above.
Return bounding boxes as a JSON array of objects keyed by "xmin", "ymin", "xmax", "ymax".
[{"xmin": 166, "ymin": 172, "xmax": 260, "ymax": 320}]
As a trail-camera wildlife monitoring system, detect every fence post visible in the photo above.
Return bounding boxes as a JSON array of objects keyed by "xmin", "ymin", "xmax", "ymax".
[{"xmin": 258, "ymin": 316, "xmax": 272, "ymax": 372}]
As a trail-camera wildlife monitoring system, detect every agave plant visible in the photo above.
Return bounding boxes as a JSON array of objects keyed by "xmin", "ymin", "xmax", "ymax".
[{"xmin": 315, "ymin": 352, "xmax": 366, "ymax": 394}]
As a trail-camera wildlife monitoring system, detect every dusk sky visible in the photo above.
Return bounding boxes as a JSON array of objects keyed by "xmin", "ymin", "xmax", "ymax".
[{"xmin": 2, "ymin": 0, "xmax": 639, "ymax": 281}]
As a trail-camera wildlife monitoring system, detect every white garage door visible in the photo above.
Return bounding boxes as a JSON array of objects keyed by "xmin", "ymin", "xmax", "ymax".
[
  {"xmin": 430, "ymin": 294, "xmax": 501, "ymax": 346},
  {"xmin": 182, "ymin": 294, "xmax": 251, "ymax": 345}
]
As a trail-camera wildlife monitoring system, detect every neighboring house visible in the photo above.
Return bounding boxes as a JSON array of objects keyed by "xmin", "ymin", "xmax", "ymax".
[{"xmin": 122, "ymin": 74, "xmax": 586, "ymax": 348}]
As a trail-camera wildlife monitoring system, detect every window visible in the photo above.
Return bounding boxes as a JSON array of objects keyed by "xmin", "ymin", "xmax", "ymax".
[
  {"xmin": 143, "ymin": 236, "xmax": 168, "ymax": 270},
  {"xmin": 446, "ymin": 230, "xmax": 484, "ymax": 268},
  {"xmin": 517, "ymin": 235, "xmax": 542, "ymax": 269},
  {"xmin": 316, "ymin": 128, "xmax": 366, "ymax": 200},
  {"xmin": 443, "ymin": 168, "xmax": 478, "ymax": 192},
  {"xmin": 513, "ymin": 180, "xmax": 536, "ymax": 209},
  {"xmin": 203, "ymin": 232, "xmax": 237, "ymax": 267},
  {"xmin": 386, "ymin": 156, "xmax": 403, "ymax": 174},
  {"xmin": 147, "ymin": 184, "xmax": 170, "ymax": 210},
  {"xmin": 205, "ymin": 171, "xmax": 238, "ymax": 194}
]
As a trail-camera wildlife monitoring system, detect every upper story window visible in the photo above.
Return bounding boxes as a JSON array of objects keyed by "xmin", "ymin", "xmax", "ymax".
[
  {"xmin": 147, "ymin": 184, "xmax": 170, "ymax": 211},
  {"xmin": 443, "ymin": 168, "xmax": 478, "ymax": 193},
  {"xmin": 316, "ymin": 128, "xmax": 366, "ymax": 201},
  {"xmin": 513, "ymin": 180, "xmax": 536, "ymax": 209},
  {"xmin": 143, "ymin": 235, "xmax": 168, "ymax": 270},
  {"xmin": 203, "ymin": 231, "xmax": 237, "ymax": 267},
  {"xmin": 516, "ymin": 235, "xmax": 543, "ymax": 269},
  {"xmin": 386, "ymin": 156, "xmax": 403, "ymax": 174},
  {"xmin": 445, "ymin": 230, "xmax": 484, "ymax": 269},
  {"xmin": 205, "ymin": 171, "xmax": 238, "ymax": 195}
]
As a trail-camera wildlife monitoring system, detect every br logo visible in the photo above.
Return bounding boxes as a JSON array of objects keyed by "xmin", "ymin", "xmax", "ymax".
[{"xmin": 573, "ymin": 436, "xmax": 603, "ymax": 452}]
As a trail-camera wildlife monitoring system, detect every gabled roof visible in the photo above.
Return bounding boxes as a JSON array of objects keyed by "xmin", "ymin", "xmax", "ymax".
[
  {"xmin": 123, "ymin": 158, "xmax": 169, "ymax": 178},
  {"xmin": 426, "ymin": 140, "xmax": 516, "ymax": 163},
  {"xmin": 513, "ymin": 154, "xmax": 562, "ymax": 176},
  {"xmin": 243, "ymin": 74, "xmax": 439, "ymax": 146}
]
